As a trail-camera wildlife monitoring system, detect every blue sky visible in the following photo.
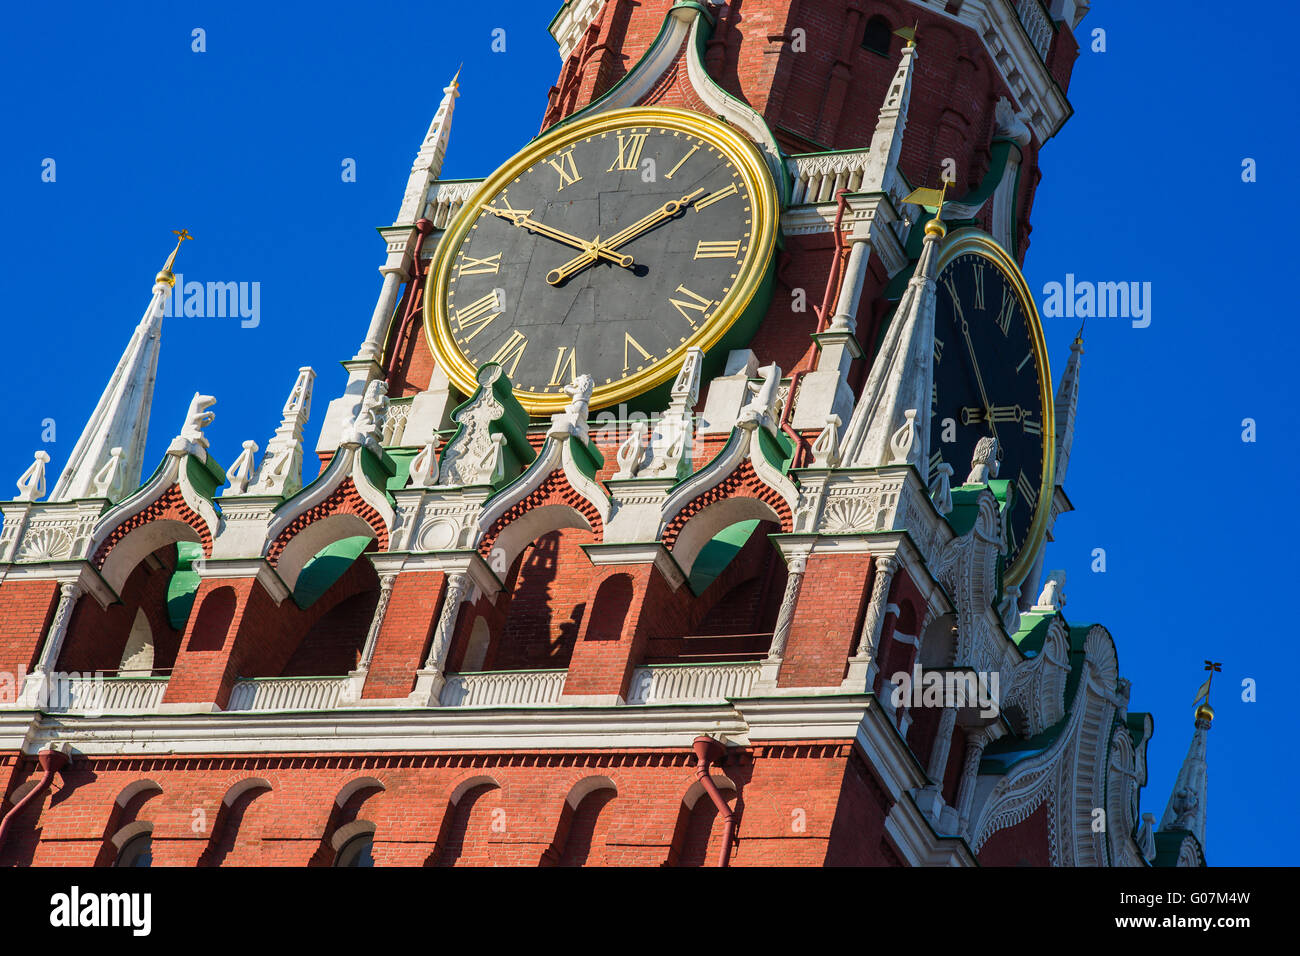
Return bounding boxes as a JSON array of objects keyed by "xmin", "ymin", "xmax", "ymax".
[{"xmin": 2, "ymin": 1, "xmax": 1294, "ymax": 864}]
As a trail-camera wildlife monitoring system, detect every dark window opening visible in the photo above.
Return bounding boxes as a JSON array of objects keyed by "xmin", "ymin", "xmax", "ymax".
[{"xmin": 862, "ymin": 15, "xmax": 893, "ymax": 55}]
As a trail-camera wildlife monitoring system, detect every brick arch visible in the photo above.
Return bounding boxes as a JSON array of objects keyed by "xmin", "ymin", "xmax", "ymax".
[
  {"xmin": 478, "ymin": 469, "xmax": 605, "ymax": 562},
  {"xmin": 267, "ymin": 479, "xmax": 389, "ymax": 566},
  {"xmin": 93, "ymin": 485, "xmax": 212, "ymax": 588},
  {"xmin": 662, "ymin": 460, "xmax": 794, "ymax": 550}
]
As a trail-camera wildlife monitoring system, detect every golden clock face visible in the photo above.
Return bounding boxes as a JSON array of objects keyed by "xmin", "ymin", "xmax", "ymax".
[
  {"xmin": 424, "ymin": 107, "xmax": 779, "ymax": 413},
  {"xmin": 931, "ymin": 229, "xmax": 1055, "ymax": 587}
]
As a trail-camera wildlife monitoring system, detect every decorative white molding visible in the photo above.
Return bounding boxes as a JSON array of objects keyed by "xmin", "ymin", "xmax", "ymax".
[
  {"xmin": 227, "ymin": 676, "xmax": 349, "ymax": 712},
  {"xmin": 440, "ymin": 669, "xmax": 568, "ymax": 707},
  {"xmin": 627, "ymin": 662, "xmax": 762, "ymax": 705}
]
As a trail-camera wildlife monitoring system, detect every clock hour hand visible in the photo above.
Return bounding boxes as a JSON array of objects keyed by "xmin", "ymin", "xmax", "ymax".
[
  {"xmin": 482, "ymin": 205, "xmax": 635, "ymax": 271},
  {"xmin": 955, "ymin": 308, "xmax": 999, "ymax": 440},
  {"xmin": 545, "ymin": 188, "xmax": 705, "ymax": 285}
]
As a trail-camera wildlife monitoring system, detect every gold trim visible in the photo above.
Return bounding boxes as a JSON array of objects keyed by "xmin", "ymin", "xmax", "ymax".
[
  {"xmin": 423, "ymin": 106, "xmax": 779, "ymax": 414},
  {"xmin": 935, "ymin": 228, "xmax": 1055, "ymax": 589}
]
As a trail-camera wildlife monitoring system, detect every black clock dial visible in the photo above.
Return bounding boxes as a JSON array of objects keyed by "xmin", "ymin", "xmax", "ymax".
[
  {"xmin": 931, "ymin": 249, "xmax": 1049, "ymax": 575},
  {"xmin": 443, "ymin": 124, "xmax": 756, "ymax": 400}
]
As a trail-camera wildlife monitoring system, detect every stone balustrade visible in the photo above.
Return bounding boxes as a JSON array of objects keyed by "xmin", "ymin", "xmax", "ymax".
[
  {"xmin": 439, "ymin": 669, "xmax": 568, "ymax": 707},
  {"xmin": 626, "ymin": 662, "xmax": 762, "ymax": 705}
]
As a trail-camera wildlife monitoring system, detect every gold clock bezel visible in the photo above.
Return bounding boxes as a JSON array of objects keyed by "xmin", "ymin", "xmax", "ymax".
[
  {"xmin": 423, "ymin": 106, "xmax": 780, "ymax": 414},
  {"xmin": 935, "ymin": 228, "xmax": 1055, "ymax": 589}
]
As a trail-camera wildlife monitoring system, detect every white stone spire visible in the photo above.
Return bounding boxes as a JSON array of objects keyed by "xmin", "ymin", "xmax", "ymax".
[
  {"xmin": 1159, "ymin": 700, "xmax": 1213, "ymax": 849},
  {"xmin": 1053, "ymin": 324, "xmax": 1084, "ymax": 485},
  {"xmin": 253, "ymin": 367, "xmax": 315, "ymax": 497},
  {"xmin": 395, "ymin": 69, "xmax": 461, "ymax": 227},
  {"xmin": 839, "ymin": 218, "xmax": 943, "ymax": 470},
  {"xmin": 859, "ymin": 36, "xmax": 916, "ymax": 195},
  {"xmin": 50, "ymin": 234, "xmax": 191, "ymax": 502}
]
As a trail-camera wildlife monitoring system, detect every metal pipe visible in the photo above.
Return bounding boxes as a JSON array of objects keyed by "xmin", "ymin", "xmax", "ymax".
[
  {"xmin": 0, "ymin": 747, "xmax": 71, "ymax": 856},
  {"xmin": 692, "ymin": 735, "xmax": 734, "ymax": 867}
]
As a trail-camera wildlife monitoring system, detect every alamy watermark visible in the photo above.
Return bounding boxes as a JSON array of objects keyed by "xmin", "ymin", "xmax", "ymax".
[
  {"xmin": 1040, "ymin": 274, "xmax": 1151, "ymax": 328},
  {"xmin": 161, "ymin": 273, "xmax": 261, "ymax": 328},
  {"xmin": 890, "ymin": 664, "xmax": 1000, "ymax": 719}
]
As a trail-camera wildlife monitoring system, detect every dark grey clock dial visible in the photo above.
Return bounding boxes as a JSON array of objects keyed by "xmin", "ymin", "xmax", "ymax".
[{"xmin": 443, "ymin": 124, "xmax": 756, "ymax": 398}]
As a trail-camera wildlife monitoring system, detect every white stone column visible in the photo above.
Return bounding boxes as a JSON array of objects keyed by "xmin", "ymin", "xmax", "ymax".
[
  {"xmin": 915, "ymin": 706, "xmax": 960, "ymax": 830},
  {"xmin": 18, "ymin": 582, "xmax": 82, "ymax": 706},
  {"xmin": 355, "ymin": 265, "xmax": 410, "ymax": 362},
  {"xmin": 340, "ymin": 571, "xmax": 398, "ymax": 704},
  {"xmin": 827, "ymin": 239, "xmax": 869, "ymax": 334},
  {"xmin": 410, "ymin": 571, "xmax": 472, "ymax": 705},
  {"xmin": 757, "ymin": 553, "xmax": 807, "ymax": 686},
  {"xmin": 956, "ymin": 727, "xmax": 994, "ymax": 835},
  {"xmin": 841, "ymin": 554, "xmax": 896, "ymax": 691}
]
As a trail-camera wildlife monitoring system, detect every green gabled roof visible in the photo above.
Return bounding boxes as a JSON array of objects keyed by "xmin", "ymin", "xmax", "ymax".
[
  {"xmin": 1127, "ymin": 712, "xmax": 1153, "ymax": 750},
  {"xmin": 567, "ymin": 435, "xmax": 604, "ymax": 482},
  {"xmin": 945, "ymin": 480, "xmax": 1012, "ymax": 537},
  {"xmin": 980, "ymin": 618, "xmax": 1098, "ymax": 774},
  {"xmin": 1153, "ymin": 829, "xmax": 1204, "ymax": 868},
  {"xmin": 185, "ymin": 452, "xmax": 227, "ymax": 505},
  {"xmin": 1013, "ymin": 610, "xmax": 1055, "ymax": 656}
]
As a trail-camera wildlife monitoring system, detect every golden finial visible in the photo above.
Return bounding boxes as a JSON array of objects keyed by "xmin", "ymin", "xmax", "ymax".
[
  {"xmin": 450, "ymin": 64, "xmax": 462, "ymax": 88},
  {"xmin": 895, "ymin": 23, "xmax": 918, "ymax": 48},
  {"xmin": 157, "ymin": 229, "xmax": 193, "ymax": 287},
  {"xmin": 1193, "ymin": 661, "xmax": 1221, "ymax": 724},
  {"xmin": 1073, "ymin": 319, "xmax": 1085, "ymax": 348},
  {"xmin": 903, "ymin": 180, "xmax": 949, "ymax": 238}
]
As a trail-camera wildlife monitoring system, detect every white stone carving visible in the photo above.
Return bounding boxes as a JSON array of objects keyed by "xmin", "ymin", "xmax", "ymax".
[
  {"xmin": 737, "ymin": 363, "xmax": 782, "ymax": 431},
  {"xmin": 254, "ymin": 366, "xmax": 315, "ymax": 497},
  {"xmin": 91, "ymin": 447, "xmax": 127, "ymax": 501},
  {"xmin": 550, "ymin": 373, "xmax": 595, "ymax": 442},
  {"xmin": 170, "ymin": 393, "xmax": 217, "ymax": 462},
  {"xmin": 614, "ymin": 423, "xmax": 649, "ymax": 479},
  {"xmin": 967, "ymin": 437, "xmax": 1001, "ymax": 485},
  {"xmin": 889, "ymin": 409, "xmax": 920, "ymax": 465},
  {"xmin": 344, "ymin": 380, "xmax": 389, "ymax": 455},
  {"xmin": 930, "ymin": 462, "xmax": 954, "ymax": 516},
  {"xmin": 810, "ymin": 415, "xmax": 842, "ymax": 468},
  {"xmin": 407, "ymin": 440, "xmax": 439, "ymax": 489},
  {"xmin": 226, "ymin": 440, "xmax": 259, "ymax": 495},
  {"xmin": 14, "ymin": 451, "xmax": 50, "ymax": 502},
  {"xmin": 1034, "ymin": 570, "xmax": 1067, "ymax": 612}
]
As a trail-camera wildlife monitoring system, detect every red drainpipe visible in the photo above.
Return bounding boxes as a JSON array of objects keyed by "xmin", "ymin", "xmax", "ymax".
[
  {"xmin": 692, "ymin": 735, "xmax": 735, "ymax": 867},
  {"xmin": 779, "ymin": 369, "xmax": 809, "ymax": 469},
  {"xmin": 0, "ymin": 746, "xmax": 71, "ymax": 855},
  {"xmin": 814, "ymin": 189, "xmax": 852, "ymax": 335}
]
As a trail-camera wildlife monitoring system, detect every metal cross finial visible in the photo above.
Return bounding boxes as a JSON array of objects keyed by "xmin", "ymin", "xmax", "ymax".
[{"xmin": 161, "ymin": 228, "xmax": 194, "ymax": 275}]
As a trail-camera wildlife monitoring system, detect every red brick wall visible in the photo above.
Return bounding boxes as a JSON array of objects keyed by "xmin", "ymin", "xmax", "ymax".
[
  {"xmin": 778, "ymin": 552, "xmax": 872, "ymax": 687},
  {"xmin": 0, "ymin": 579, "xmax": 59, "ymax": 697},
  {"xmin": 977, "ymin": 799, "xmax": 1052, "ymax": 866},
  {"xmin": 0, "ymin": 741, "xmax": 900, "ymax": 867}
]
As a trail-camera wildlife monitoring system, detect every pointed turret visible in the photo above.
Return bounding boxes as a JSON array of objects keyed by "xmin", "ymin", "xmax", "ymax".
[
  {"xmin": 839, "ymin": 216, "xmax": 943, "ymax": 470},
  {"xmin": 394, "ymin": 69, "xmax": 461, "ymax": 226},
  {"xmin": 1159, "ymin": 684, "xmax": 1214, "ymax": 849},
  {"xmin": 1053, "ymin": 323, "xmax": 1084, "ymax": 485},
  {"xmin": 859, "ymin": 33, "xmax": 916, "ymax": 195},
  {"xmin": 50, "ymin": 232, "xmax": 191, "ymax": 502}
]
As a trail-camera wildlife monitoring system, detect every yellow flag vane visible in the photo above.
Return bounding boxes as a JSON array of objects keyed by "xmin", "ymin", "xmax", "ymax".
[{"xmin": 157, "ymin": 229, "xmax": 193, "ymax": 286}]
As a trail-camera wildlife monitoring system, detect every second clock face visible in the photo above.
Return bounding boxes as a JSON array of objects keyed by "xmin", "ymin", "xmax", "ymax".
[
  {"xmin": 426, "ymin": 108, "xmax": 777, "ymax": 412},
  {"xmin": 931, "ymin": 235, "xmax": 1053, "ymax": 584}
]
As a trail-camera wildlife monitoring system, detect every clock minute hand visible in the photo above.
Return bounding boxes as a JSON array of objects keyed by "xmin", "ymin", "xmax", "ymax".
[
  {"xmin": 956, "ymin": 306, "xmax": 999, "ymax": 441},
  {"xmin": 482, "ymin": 205, "xmax": 635, "ymax": 269},
  {"xmin": 546, "ymin": 188, "xmax": 706, "ymax": 285}
]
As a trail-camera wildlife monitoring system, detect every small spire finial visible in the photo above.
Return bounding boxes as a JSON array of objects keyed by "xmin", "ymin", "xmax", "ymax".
[
  {"xmin": 1073, "ymin": 319, "xmax": 1085, "ymax": 348},
  {"xmin": 903, "ymin": 179, "xmax": 950, "ymax": 238},
  {"xmin": 157, "ymin": 229, "xmax": 193, "ymax": 286},
  {"xmin": 1193, "ymin": 660, "xmax": 1222, "ymax": 722},
  {"xmin": 895, "ymin": 23, "xmax": 918, "ymax": 48},
  {"xmin": 450, "ymin": 64, "xmax": 462, "ymax": 87}
]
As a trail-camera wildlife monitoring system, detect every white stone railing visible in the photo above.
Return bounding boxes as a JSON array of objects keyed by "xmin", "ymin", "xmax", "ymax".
[
  {"xmin": 786, "ymin": 150, "xmax": 872, "ymax": 205},
  {"xmin": 626, "ymin": 662, "xmax": 762, "ymax": 705},
  {"xmin": 47, "ymin": 675, "xmax": 169, "ymax": 714},
  {"xmin": 1015, "ymin": 0, "xmax": 1054, "ymax": 60},
  {"xmin": 424, "ymin": 179, "xmax": 482, "ymax": 230},
  {"xmin": 440, "ymin": 669, "xmax": 568, "ymax": 707},
  {"xmin": 227, "ymin": 676, "xmax": 348, "ymax": 712}
]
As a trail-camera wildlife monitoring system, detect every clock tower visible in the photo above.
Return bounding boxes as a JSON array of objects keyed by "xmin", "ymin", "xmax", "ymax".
[{"xmin": 1, "ymin": 1, "xmax": 1212, "ymax": 869}]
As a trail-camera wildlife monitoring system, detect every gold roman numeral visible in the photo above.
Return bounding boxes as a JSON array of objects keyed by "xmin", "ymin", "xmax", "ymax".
[
  {"xmin": 623, "ymin": 332, "xmax": 652, "ymax": 372},
  {"xmin": 1016, "ymin": 352, "xmax": 1033, "ymax": 373},
  {"xmin": 547, "ymin": 149, "xmax": 583, "ymax": 190},
  {"xmin": 548, "ymin": 346, "xmax": 577, "ymax": 386},
  {"xmin": 664, "ymin": 143, "xmax": 700, "ymax": 180},
  {"xmin": 489, "ymin": 330, "xmax": 528, "ymax": 377},
  {"xmin": 457, "ymin": 252, "xmax": 502, "ymax": 276},
  {"xmin": 934, "ymin": 336, "xmax": 945, "ymax": 363},
  {"xmin": 1023, "ymin": 417, "xmax": 1042, "ymax": 437},
  {"xmin": 995, "ymin": 288, "xmax": 1016, "ymax": 336},
  {"xmin": 929, "ymin": 450, "xmax": 943, "ymax": 474},
  {"xmin": 943, "ymin": 276, "xmax": 965, "ymax": 321},
  {"xmin": 1016, "ymin": 470, "xmax": 1039, "ymax": 511},
  {"xmin": 668, "ymin": 284, "xmax": 714, "ymax": 326},
  {"xmin": 454, "ymin": 292, "xmax": 503, "ymax": 341},
  {"xmin": 972, "ymin": 263, "xmax": 985, "ymax": 310},
  {"xmin": 694, "ymin": 239, "xmax": 742, "ymax": 259},
  {"xmin": 693, "ymin": 182, "xmax": 738, "ymax": 211},
  {"xmin": 607, "ymin": 132, "xmax": 649, "ymax": 171}
]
